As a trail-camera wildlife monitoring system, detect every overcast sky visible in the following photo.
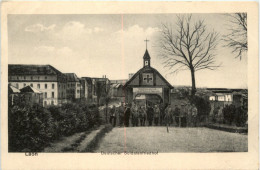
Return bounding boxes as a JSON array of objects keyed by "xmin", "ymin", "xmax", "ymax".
[{"xmin": 8, "ymin": 14, "xmax": 247, "ymax": 88}]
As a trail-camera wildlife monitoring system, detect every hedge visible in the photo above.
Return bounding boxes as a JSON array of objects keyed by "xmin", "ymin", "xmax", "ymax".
[{"xmin": 8, "ymin": 103, "xmax": 102, "ymax": 152}]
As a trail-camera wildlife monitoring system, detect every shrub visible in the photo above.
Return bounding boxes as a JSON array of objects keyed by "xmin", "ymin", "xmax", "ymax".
[
  {"xmin": 212, "ymin": 107, "xmax": 220, "ymax": 123},
  {"xmin": 9, "ymin": 102, "xmax": 103, "ymax": 152},
  {"xmin": 8, "ymin": 104, "xmax": 55, "ymax": 152},
  {"xmin": 192, "ymin": 96, "xmax": 211, "ymax": 122},
  {"xmin": 86, "ymin": 107, "xmax": 102, "ymax": 128},
  {"xmin": 222, "ymin": 104, "xmax": 236, "ymax": 125},
  {"xmin": 234, "ymin": 106, "xmax": 248, "ymax": 127}
]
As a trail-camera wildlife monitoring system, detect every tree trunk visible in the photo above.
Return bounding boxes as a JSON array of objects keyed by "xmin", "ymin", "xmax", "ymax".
[{"xmin": 190, "ymin": 67, "xmax": 196, "ymax": 98}]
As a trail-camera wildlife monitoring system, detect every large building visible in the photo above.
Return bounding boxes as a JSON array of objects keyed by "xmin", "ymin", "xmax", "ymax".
[
  {"xmin": 123, "ymin": 49, "xmax": 174, "ymax": 106},
  {"xmin": 65, "ymin": 73, "xmax": 82, "ymax": 101},
  {"xmin": 8, "ymin": 64, "xmax": 67, "ymax": 106}
]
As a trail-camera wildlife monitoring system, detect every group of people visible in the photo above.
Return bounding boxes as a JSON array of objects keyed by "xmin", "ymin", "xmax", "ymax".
[{"xmin": 109, "ymin": 102, "xmax": 198, "ymax": 127}]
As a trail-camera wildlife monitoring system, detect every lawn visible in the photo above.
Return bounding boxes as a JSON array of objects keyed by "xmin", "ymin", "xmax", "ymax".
[{"xmin": 96, "ymin": 127, "xmax": 247, "ymax": 153}]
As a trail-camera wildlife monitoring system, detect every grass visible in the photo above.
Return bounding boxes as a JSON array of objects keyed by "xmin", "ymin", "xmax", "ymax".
[{"xmin": 96, "ymin": 127, "xmax": 248, "ymax": 153}]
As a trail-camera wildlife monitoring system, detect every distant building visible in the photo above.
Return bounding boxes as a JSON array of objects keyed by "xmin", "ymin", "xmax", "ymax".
[
  {"xmin": 8, "ymin": 85, "xmax": 21, "ymax": 106},
  {"xmin": 110, "ymin": 79, "xmax": 128, "ymax": 85},
  {"xmin": 110, "ymin": 83, "xmax": 125, "ymax": 97},
  {"xmin": 91, "ymin": 76, "xmax": 110, "ymax": 105},
  {"xmin": 80, "ymin": 77, "xmax": 95, "ymax": 103},
  {"xmin": 65, "ymin": 73, "xmax": 82, "ymax": 101},
  {"xmin": 8, "ymin": 64, "xmax": 67, "ymax": 106},
  {"xmin": 8, "ymin": 85, "xmax": 43, "ymax": 106},
  {"xmin": 20, "ymin": 85, "xmax": 43, "ymax": 107},
  {"xmin": 92, "ymin": 76, "xmax": 110, "ymax": 94},
  {"xmin": 207, "ymin": 88, "xmax": 248, "ymax": 109}
]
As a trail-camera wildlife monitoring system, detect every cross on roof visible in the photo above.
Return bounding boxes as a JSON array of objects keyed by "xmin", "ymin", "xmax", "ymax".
[
  {"xmin": 144, "ymin": 38, "xmax": 149, "ymax": 50},
  {"xmin": 144, "ymin": 74, "xmax": 153, "ymax": 83}
]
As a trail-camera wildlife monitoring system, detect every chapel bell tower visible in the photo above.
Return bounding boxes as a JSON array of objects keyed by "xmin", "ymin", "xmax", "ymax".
[
  {"xmin": 143, "ymin": 49, "xmax": 151, "ymax": 67},
  {"xmin": 143, "ymin": 38, "xmax": 151, "ymax": 67}
]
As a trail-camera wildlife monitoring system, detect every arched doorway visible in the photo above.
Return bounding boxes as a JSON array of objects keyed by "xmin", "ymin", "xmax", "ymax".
[{"xmin": 134, "ymin": 93, "xmax": 163, "ymax": 107}]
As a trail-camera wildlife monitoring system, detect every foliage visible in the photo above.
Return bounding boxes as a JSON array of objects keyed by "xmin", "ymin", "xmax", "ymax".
[
  {"xmin": 234, "ymin": 106, "xmax": 247, "ymax": 127},
  {"xmin": 9, "ymin": 104, "xmax": 55, "ymax": 152},
  {"xmin": 222, "ymin": 104, "xmax": 247, "ymax": 127},
  {"xmin": 212, "ymin": 106, "xmax": 220, "ymax": 123},
  {"xmin": 222, "ymin": 104, "xmax": 236, "ymax": 125},
  {"xmin": 9, "ymin": 102, "xmax": 102, "ymax": 152},
  {"xmin": 192, "ymin": 95, "xmax": 211, "ymax": 120}
]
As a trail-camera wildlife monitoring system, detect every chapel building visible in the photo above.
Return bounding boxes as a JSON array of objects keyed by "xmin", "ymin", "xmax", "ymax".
[{"xmin": 123, "ymin": 48, "xmax": 174, "ymax": 106}]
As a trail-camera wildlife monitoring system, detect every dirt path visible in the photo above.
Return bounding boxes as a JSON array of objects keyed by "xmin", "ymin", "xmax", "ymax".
[
  {"xmin": 43, "ymin": 126, "xmax": 106, "ymax": 152},
  {"xmin": 44, "ymin": 131, "xmax": 86, "ymax": 152}
]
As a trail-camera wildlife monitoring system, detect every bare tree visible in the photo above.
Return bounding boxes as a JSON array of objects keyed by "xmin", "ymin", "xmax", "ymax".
[
  {"xmin": 223, "ymin": 13, "xmax": 247, "ymax": 60},
  {"xmin": 158, "ymin": 14, "xmax": 220, "ymax": 97}
]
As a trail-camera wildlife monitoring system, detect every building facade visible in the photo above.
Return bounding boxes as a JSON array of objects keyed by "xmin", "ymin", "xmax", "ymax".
[
  {"xmin": 123, "ymin": 49, "xmax": 173, "ymax": 106},
  {"xmin": 65, "ymin": 73, "xmax": 82, "ymax": 101},
  {"xmin": 8, "ymin": 64, "xmax": 67, "ymax": 106}
]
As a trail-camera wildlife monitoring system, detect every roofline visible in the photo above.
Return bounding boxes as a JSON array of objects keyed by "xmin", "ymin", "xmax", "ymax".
[
  {"xmin": 8, "ymin": 64, "xmax": 63, "ymax": 75},
  {"xmin": 123, "ymin": 66, "xmax": 173, "ymax": 89}
]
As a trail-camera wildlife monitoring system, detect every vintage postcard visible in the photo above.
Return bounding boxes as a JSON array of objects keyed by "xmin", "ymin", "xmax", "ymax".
[{"xmin": 1, "ymin": 1, "xmax": 259, "ymax": 169}]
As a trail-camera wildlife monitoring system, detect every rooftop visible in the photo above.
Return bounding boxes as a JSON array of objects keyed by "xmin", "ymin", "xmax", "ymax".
[
  {"xmin": 8, "ymin": 64, "xmax": 63, "ymax": 75},
  {"xmin": 143, "ymin": 49, "xmax": 151, "ymax": 60},
  {"xmin": 64, "ymin": 73, "xmax": 80, "ymax": 82},
  {"xmin": 20, "ymin": 85, "xmax": 42, "ymax": 93}
]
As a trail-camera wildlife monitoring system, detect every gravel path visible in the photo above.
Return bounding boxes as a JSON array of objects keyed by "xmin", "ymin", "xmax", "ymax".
[
  {"xmin": 96, "ymin": 127, "xmax": 248, "ymax": 153},
  {"xmin": 77, "ymin": 126, "xmax": 104, "ymax": 152}
]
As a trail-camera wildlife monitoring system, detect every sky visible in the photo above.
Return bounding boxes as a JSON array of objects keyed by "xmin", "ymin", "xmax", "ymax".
[{"xmin": 8, "ymin": 14, "xmax": 247, "ymax": 88}]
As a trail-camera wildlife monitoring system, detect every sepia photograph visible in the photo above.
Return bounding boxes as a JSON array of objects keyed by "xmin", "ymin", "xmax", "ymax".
[
  {"xmin": 1, "ymin": 1, "xmax": 258, "ymax": 170},
  {"xmin": 7, "ymin": 13, "xmax": 248, "ymax": 153}
]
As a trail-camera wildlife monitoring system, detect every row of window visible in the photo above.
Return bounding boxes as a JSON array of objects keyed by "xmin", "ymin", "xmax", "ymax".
[
  {"xmin": 66, "ymin": 83, "xmax": 81, "ymax": 88},
  {"xmin": 44, "ymin": 92, "xmax": 55, "ymax": 98},
  {"xmin": 15, "ymin": 83, "xmax": 56, "ymax": 89},
  {"xmin": 10, "ymin": 76, "xmax": 49, "ymax": 80}
]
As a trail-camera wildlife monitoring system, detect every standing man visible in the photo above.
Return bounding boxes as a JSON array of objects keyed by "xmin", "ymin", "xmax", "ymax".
[
  {"xmin": 174, "ymin": 105, "xmax": 180, "ymax": 127},
  {"xmin": 192, "ymin": 104, "xmax": 198, "ymax": 127},
  {"xmin": 159, "ymin": 103, "xmax": 165, "ymax": 125},
  {"xmin": 186, "ymin": 103, "xmax": 192, "ymax": 127},
  {"xmin": 133, "ymin": 105, "xmax": 139, "ymax": 127},
  {"xmin": 147, "ymin": 105, "xmax": 154, "ymax": 126},
  {"xmin": 139, "ymin": 106, "xmax": 146, "ymax": 126},
  {"xmin": 180, "ymin": 104, "xmax": 186, "ymax": 127},
  {"xmin": 154, "ymin": 105, "xmax": 160, "ymax": 126},
  {"xmin": 131, "ymin": 103, "xmax": 138, "ymax": 127},
  {"xmin": 118, "ymin": 102, "xmax": 125, "ymax": 127},
  {"xmin": 164, "ymin": 104, "xmax": 172, "ymax": 132},
  {"xmin": 124, "ymin": 103, "xmax": 131, "ymax": 127},
  {"xmin": 109, "ymin": 105, "xmax": 116, "ymax": 127}
]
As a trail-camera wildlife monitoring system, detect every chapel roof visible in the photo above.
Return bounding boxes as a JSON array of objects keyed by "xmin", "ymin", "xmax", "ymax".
[{"xmin": 123, "ymin": 66, "xmax": 173, "ymax": 89}]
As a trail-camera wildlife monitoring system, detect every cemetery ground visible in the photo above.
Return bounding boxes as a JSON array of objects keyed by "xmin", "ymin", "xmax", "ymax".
[
  {"xmin": 96, "ymin": 127, "xmax": 248, "ymax": 153},
  {"xmin": 41, "ymin": 100, "xmax": 247, "ymax": 153}
]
